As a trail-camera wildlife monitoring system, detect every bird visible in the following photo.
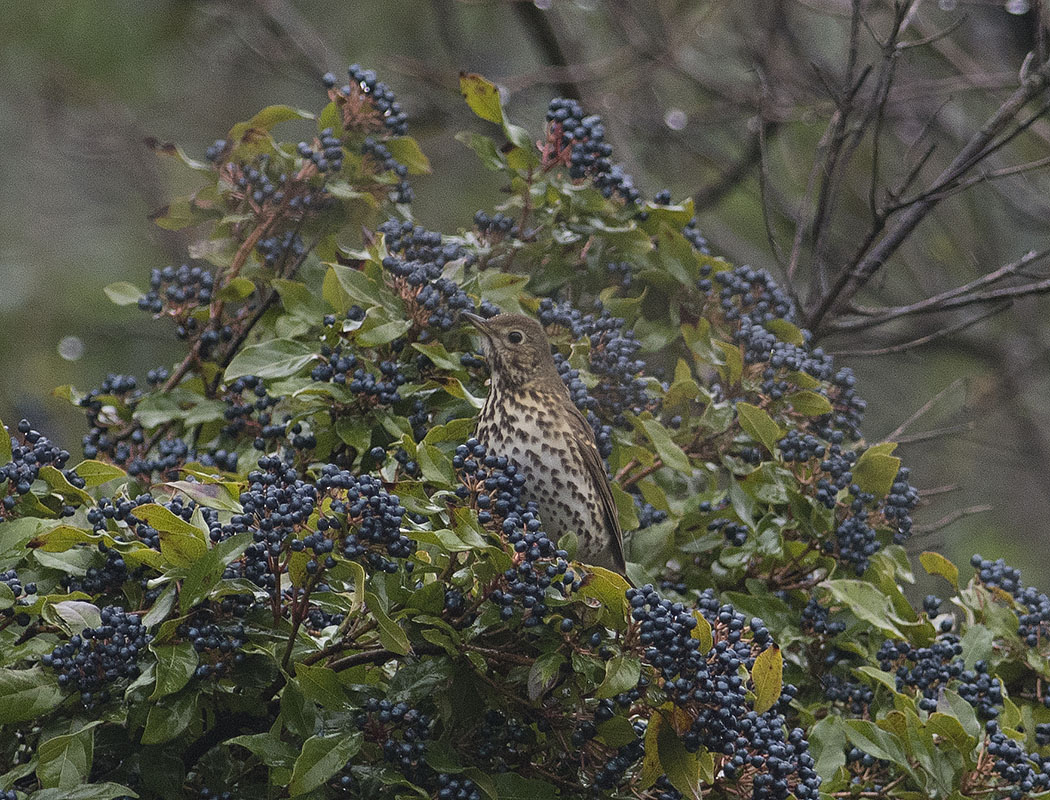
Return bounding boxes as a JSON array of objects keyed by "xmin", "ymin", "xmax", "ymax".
[{"xmin": 462, "ymin": 311, "xmax": 627, "ymax": 575}]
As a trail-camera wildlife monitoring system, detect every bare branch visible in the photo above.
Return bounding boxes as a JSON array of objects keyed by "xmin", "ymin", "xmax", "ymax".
[
  {"xmin": 884, "ymin": 377, "xmax": 970, "ymax": 442},
  {"xmin": 827, "ymin": 303, "xmax": 1009, "ymax": 357}
]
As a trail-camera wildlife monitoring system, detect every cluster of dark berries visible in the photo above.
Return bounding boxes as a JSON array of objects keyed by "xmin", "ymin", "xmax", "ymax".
[
  {"xmin": 552, "ymin": 354, "xmax": 613, "ymax": 457},
  {"xmin": 41, "ymin": 606, "xmax": 149, "ymax": 706},
  {"xmin": 544, "ymin": 98, "xmax": 640, "ymax": 202},
  {"xmin": 635, "ymin": 497, "xmax": 668, "ymax": 529},
  {"xmin": 700, "ymin": 264, "xmax": 795, "ymax": 326},
  {"xmin": 592, "ymin": 723, "xmax": 647, "ymax": 790},
  {"xmin": 2, "ymin": 419, "xmax": 78, "ymax": 515},
  {"xmin": 221, "ymin": 375, "xmax": 284, "ymax": 450},
  {"xmin": 61, "ymin": 543, "xmax": 136, "ymax": 596},
  {"xmin": 297, "ymin": 127, "xmax": 344, "ymax": 174},
  {"xmin": 683, "ymin": 216, "xmax": 711, "ymax": 254},
  {"xmin": 832, "ymin": 510, "xmax": 878, "ymax": 575},
  {"xmin": 256, "ymin": 230, "xmax": 305, "ymax": 269},
  {"xmin": 881, "ymin": 467, "xmax": 919, "ymax": 543},
  {"xmin": 316, "ymin": 465, "xmax": 412, "ymax": 573},
  {"xmin": 538, "ymin": 298, "xmax": 655, "ymax": 428},
  {"xmin": 473, "ymin": 210, "xmax": 518, "ymax": 238},
  {"xmin": 454, "ymin": 439, "xmax": 575, "ymax": 625},
  {"xmin": 628, "ymin": 586, "xmax": 818, "ymax": 800},
  {"xmin": 877, "ymin": 636, "xmax": 1002, "ymax": 717},
  {"xmin": 814, "ymin": 445, "xmax": 856, "ymax": 508},
  {"xmin": 356, "ymin": 699, "xmax": 432, "ymax": 775},
  {"xmin": 311, "ymin": 343, "xmax": 406, "ymax": 406},
  {"xmin": 433, "ymin": 775, "xmax": 481, "ymax": 800},
  {"xmin": 972, "ymin": 554, "xmax": 1050, "ymax": 646},
  {"xmin": 361, "ymin": 137, "xmax": 412, "ymax": 203},
  {"xmin": 324, "ymin": 64, "xmax": 409, "ymax": 137},
  {"xmin": 822, "ymin": 675, "xmax": 873, "ymax": 715},
  {"xmin": 606, "ymin": 260, "xmax": 635, "ymax": 288},
  {"xmin": 222, "ymin": 156, "xmax": 335, "ymax": 218},
  {"xmin": 985, "ymin": 720, "xmax": 1050, "ymax": 797},
  {"xmin": 176, "ymin": 617, "xmax": 247, "ymax": 679},
  {"xmin": 707, "ymin": 517, "xmax": 748, "ymax": 547},
  {"xmin": 0, "ymin": 569, "xmax": 34, "ymax": 625},
  {"xmin": 138, "ymin": 264, "xmax": 214, "ymax": 315},
  {"xmin": 778, "ymin": 430, "xmax": 826, "ymax": 462},
  {"xmin": 378, "ymin": 219, "xmax": 474, "ymax": 334},
  {"xmin": 472, "ymin": 710, "xmax": 532, "ymax": 770},
  {"xmin": 800, "ymin": 596, "xmax": 845, "ymax": 637}
]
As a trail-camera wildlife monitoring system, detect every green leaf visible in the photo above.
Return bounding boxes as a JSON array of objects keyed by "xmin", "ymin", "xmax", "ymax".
[
  {"xmin": 229, "ymin": 104, "xmax": 313, "ymax": 140},
  {"xmin": 736, "ymin": 402, "xmax": 781, "ymax": 455},
  {"xmin": 920, "ymin": 551, "xmax": 959, "ymax": 590},
  {"xmin": 455, "ymin": 131, "xmax": 505, "ymax": 170},
  {"xmin": 39, "ymin": 466, "xmax": 93, "ymax": 505},
  {"xmin": 786, "ymin": 390, "xmax": 833, "ymax": 416},
  {"xmin": 225, "ymin": 338, "xmax": 316, "ymax": 381},
  {"xmin": 365, "ymin": 591, "xmax": 411, "ymax": 655},
  {"xmin": 227, "ymin": 732, "xmax": 299, "ymax": 768},
  {"xmin": 45, "ymin": 600, "xmax": 102, "ymax": 635},
  {"xmin": 750, "ymin": 645, "xmax": 783, "ymax": 714},
  {"xmin": 843, "ymin": 719, "xmax": 908, "ymax": 766},
  {"xmin": 356, "ymin": 318, "xmax": 413, "ymax": 347},
  {"xmin": 459, "ymin": 73, "xmax": 503, "ymax": 124},
  {"xmin": 596, "ymin": 655, "xmax": 642, "ymax": 699},
  {"xmin": 133, "ymin": 503, "xmax": 207, "ymax": 566},
  {"xmin": 822, "ymin": 579, "xmax": 908, "ymax": 639},
  {"xmin": 691, "ymin": 611, "xmax": 713, "ymax": 653},
  {"xmin": 141, "ymin": 692, "xmax": 198, "ymax": 745},
  {"xmin": 288, "ymin": 733, "xmax": 363, "ymax": 796},
  {"xmin": 326, "ymin": 263, "xmax": 382, "ymax": 309},
  {"xmin": 0, "ymin": 417, "xmax": 10, "ymax": 464},
  {"xmin": 167, "ymin": 480, "xmax": 243, "ymax": 513},
  {"xmin": 36, "ymin": 721, "xmax": 100, "ymax": 789},
  {"xmin": 180, "ymin": 532, "xmax": 250, "ymax": 612},
  {"xmin": 295, "ymin": 663, "xmax": 348, "ymax": 710},
  {"xmin": 764, "ymin": 318, "xmax": 806, "ymax": 346},
  {"xmin": 0, "ymin": 663, "xmax": 65, "ymax": 718},
  {"xmin": 28, "ymin": 783, "xmax": 138, "ymax": 800},
  {"xmin": 809, "ymin": 716, "xmax": 846, "ymax": 780},
  {"xmin": 713, "ymin": 340, "xmax": 743, "ymax": 385},
  {"xmin": 103, "ymin": 281, "xmax": 144, "ymax": 306},
  {"xmin": 72, "ymin": 459, "xmax": 126, "ymax": 487},
  {"xmin": 149, "ymin": 643, "xmax": 198, "ymax": 700},
  {"xmin": 386, "ymin": 137, "xmax": 432, "ymax": 174},
  {"xmin": 216, "ymin": 275, "xmax": 256, "ymax": 301},
  {"xmin": 636, "ymin": 416, "xmax": 692, "ymax": 474},
  {"xmin": 577, "ymin": 567, "xmax": 631, "ymax": 628},
  {"xmin": 657, "ymin": 713, "xmax": 702, "ymax": 800},
  {"xmin": 852, "ymin": 447, "xmax": 902, "ymax": 497},
  {"xmin": 281, "ymin": 678, "xmax": 317, "ymax": 739},
  {"xmin": 527, "ymin": 652, "xmax": 566, "ymax": 701}
]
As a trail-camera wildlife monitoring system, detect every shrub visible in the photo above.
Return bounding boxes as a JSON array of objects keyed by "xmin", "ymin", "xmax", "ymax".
[{"xmin": 0, "ymin": 67, "xmax": 1048, "ymax": 800}]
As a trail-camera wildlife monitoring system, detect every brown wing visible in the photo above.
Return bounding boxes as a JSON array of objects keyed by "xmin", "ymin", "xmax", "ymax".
[{"xmin": 563, "ymin": 401, "xmax": 627, "ymax": 574}]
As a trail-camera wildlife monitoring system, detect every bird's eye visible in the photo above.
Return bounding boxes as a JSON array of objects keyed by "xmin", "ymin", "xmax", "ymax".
[{"xmin": 508, "ymin": 331, "xmax": 523, "ymax": 344}]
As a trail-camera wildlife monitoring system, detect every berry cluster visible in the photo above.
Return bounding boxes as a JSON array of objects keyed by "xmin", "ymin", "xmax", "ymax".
[
  {"xmin": 877, "ymin": 636, "xmax": 1002, "ymax": 718},
  {"xmin": 822, "ymin": 675, "xmax": 873, "ymax": 715},
  {"xmin": 379, "ymin": 219, "xmax": 475, "ymax": 334},
  {"xmin": 2, "ymin": 418, "xmax": 78, "ymax": 516},
  {"xmin": 138, "ymin": 264, "xmax": 214, "ymax": 315},
  {"xmin": 256, "ymin": 230, "xmax": 305, "ymax": 269},
  {"xmin": 0, "ymin": 569, "xmax": 34, "ymax": 626},
  {"xmin": 628, "ymin": 586, "xmax": 819, "ymax": 800},
  {"xmin": 800, "ymin": 596, "xmax": 845, "ymax": 637},
  {"xmin": 296, "ymin": 127, "xmax": 344, "ymax": 175},
  {"xmin": 61, "ymin": 543, "xmax": 136, "ymax": 596},
  {"xmin": 221, "ymin": 375, "xmax": 283, "ymax": 450},
  {"xmin": 325, "ymin": 64, "xmax": 409, "ymax": 137},
  {"xmin": 707, "ymin": 517, "xmax": 748, "ymax": 547},
  {"xmin": 985, "ymin": 720, "xmax": 1050, "ymax": 797},
  {"xmin": 473, "ymin": 210, "xmax": 518, "ymax": 239},
  {"xmin": 176, "ymin": 616, "xmax": 247, "ymax": 679},
  {"xmin": 972, "ymin": 554, "xmax": 1050, "ymax": 646},
  {"xmin": 544, "ymin": 98, "xmax": 640, "ymax": 203},
  {"xmin": 356, "ymin": 699, "xmax": 432, "ymax": 775},
  {"xmin": 777, "ymin": 430, "xmax": 826, "ymax": 462},
  {"xmin": 538, "ymin": 298, "xmax": 655, "ymax": 428},
  {"xmin": 41, "ymin": 605, "xmax": 150, "ymax": 706},
  {"xmin": 453, "ymin": 439, "xmax": 575, "ymax": 625},
  {"xmin": 311, "ymin": 343, "xmax": 406, "ymax": 407},
  {"xmin": 361, "ymin": 137, "xmax": 412, "ymax": 204}
]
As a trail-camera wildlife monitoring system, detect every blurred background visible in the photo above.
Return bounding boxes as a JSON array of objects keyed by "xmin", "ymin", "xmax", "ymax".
[{"xmin": 2, "ymin": 0, "xmax": 1049, "ymax": 587}]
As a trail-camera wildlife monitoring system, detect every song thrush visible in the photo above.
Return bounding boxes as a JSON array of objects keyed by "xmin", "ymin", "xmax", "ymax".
[{"xmin": 463, "ymin": 312, "xmax": 627, "ymax": 574}]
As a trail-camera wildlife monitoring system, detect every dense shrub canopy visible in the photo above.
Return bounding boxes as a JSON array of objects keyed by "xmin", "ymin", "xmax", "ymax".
[{"xmin": 1, "ymin": 67, "xmax": 1049, "ymax": 800}]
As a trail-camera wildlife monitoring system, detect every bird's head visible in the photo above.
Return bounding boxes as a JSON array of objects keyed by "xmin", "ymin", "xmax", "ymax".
[{"xmin": 462, "ymin": 312, "xmax": 561, "ymax": 391}]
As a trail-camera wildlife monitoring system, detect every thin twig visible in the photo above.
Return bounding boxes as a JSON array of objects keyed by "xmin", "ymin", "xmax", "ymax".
[
  {"xmin": 884, "ymin": 377, "xmax": 969, "ymax": 442},
  {"xmin": 827, "ymin": 304, "xmax": 1009, "ymax": 357}
]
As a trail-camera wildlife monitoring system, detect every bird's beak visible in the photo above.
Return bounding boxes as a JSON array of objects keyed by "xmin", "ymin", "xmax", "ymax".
[{"xmin": 461, "ymin": 312, "xmax": 491, "ymax": 335}]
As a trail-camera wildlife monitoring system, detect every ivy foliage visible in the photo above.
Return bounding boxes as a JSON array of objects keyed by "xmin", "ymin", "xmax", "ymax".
[{"xmin": 1, "ymin": 67, "xmax": 1049, "ymax": 800}]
